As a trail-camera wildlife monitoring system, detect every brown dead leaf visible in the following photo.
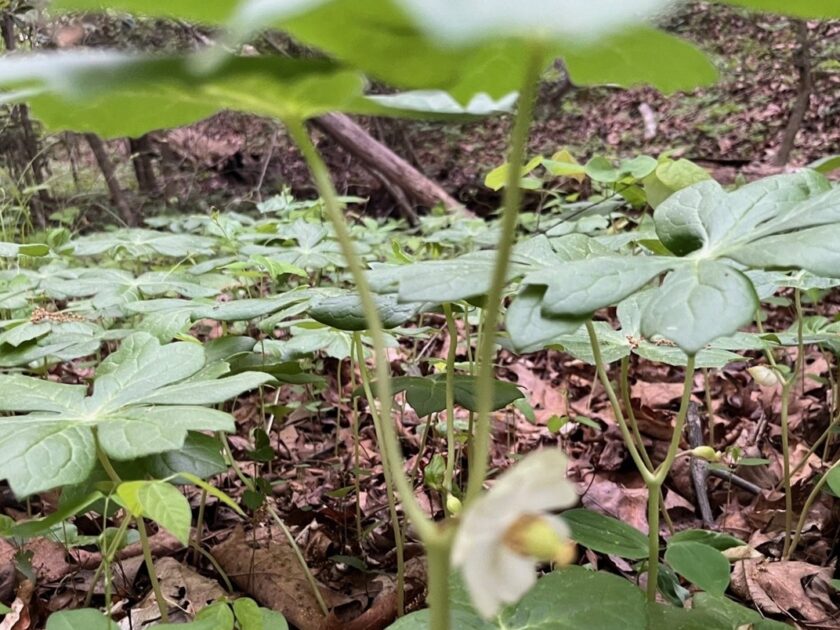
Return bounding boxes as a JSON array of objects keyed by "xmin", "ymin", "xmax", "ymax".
[
  {"xmin": 730, "ymin": 559, "xmax": 833, "ymax": 623},
  {"xmin": 213, "ymin": 526, "xmax": 336, "ymax": 630},
  {"xmin": 23, "ymin": 538, "xmax": 70, "ymax": 584},
  {"xmin": 631, "ymin": 380, "xmax": 684, "ymax": 408},
  {"xmin": 581, "ymin": 473, "xmax": 649, "ymax": 533},
  {"xmin": 0, "ymin": 581, "xmax": 33, "ymax": 630}
]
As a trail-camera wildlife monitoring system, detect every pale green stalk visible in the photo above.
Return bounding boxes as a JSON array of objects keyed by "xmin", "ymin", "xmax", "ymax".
[
  {"xmin": 780, "ymin": 381, "xmax": 794, "ymax": 558},
  {"xmin": 586, "ymin": 322, "xmax": 695, "ymax": 602},
  {"xmin": 354, "ymin": 333, "xmax": 405, "ymax": 617},
  {"xmin": 466, "ymin": 45, "xmax": 545, "ymax": 503},
  {"xmin": 443, "ymin": 303, "xmax": 458, "ymax": 500},
  {"xmin": 788, "ymin": 457, "xmax": 840, "ymax": 558},
  {"xmin": 285, "ymin": 120, "xmax": 436, "ymax": 541}
]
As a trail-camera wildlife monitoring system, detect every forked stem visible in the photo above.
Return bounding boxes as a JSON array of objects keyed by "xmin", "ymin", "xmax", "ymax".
[{"xmin": 585, "ymin": 321, "xmax": 696, "ymax": 602}]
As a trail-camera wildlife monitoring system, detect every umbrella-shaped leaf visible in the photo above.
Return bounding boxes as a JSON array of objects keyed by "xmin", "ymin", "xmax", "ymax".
[
  {"xmin": 0, "ymin": 52, "xmax": 365, "ymax": 138},
  {"xmin": 640, "ymin": 261, "xmax": 758, "ymax": 355},
  {"xmin": 309, "ymin": 292, "xmax": 421, "ymax": 331},
  {"xmin": 0, "ymin": 333, "xmax": 271, "ymax": 496}
]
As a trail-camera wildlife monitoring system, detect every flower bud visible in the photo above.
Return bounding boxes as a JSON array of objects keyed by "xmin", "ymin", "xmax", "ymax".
[
  {"xmin": 503, "ymin": 514, "xmax": 576, "ymax": 565},
  {"xmin": 690, "ymin": 446, "xmax": 722, "ymax": 463},
  {"xmin": 446, "ymin": 494, "xmax": 462, "ymax": 515},
  {"xmin": 748, "ymin": 365, "xmax": 782, "ymax": 387}
]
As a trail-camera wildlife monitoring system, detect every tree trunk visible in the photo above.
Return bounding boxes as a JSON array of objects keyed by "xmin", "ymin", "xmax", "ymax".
[
  {"xmin": 311, "ymin": 113, "xmax": 469, "ymax": 216},
  {"xmin": 3, "ymin": 11, "xmax": 52, "ymax": 228},
  {"xmin": 85, "ymin": 133, "xmax": 135, "ymax": 225},
  {"xmin": 129, "ymin": 134, "xmax": 160, "ymax": 196},
  {"xmin": 776, "ymin": 21, "xmax": 812, "ymax": 166}
]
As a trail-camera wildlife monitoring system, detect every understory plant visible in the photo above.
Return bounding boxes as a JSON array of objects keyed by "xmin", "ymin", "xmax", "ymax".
[{"xmin": 0, "ymin": 0, "xmax": 839, "ymax": 629}]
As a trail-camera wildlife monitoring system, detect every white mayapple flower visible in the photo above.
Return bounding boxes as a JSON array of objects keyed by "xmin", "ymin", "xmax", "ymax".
[{"xmin": 451, "ymin": 449, "xmax": 578, "ymax": 619}]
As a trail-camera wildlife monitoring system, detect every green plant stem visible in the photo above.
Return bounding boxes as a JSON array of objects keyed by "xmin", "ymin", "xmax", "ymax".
[
  {"xmin": 788, "ymin": 457, "xmax": 840, "ymax": 559},
  {"xmin": 349, "ymin": 351, "xmax": 363, "ymax": 543},
  {"xmin": 466, "ymin": 44, "xmax": 545, "ymax": 504},
  {"xmin": 778, "ymin": 413, "xmax": 838, "ymax": 491},
  {"xmin": 646, "ymin": 484, "xmax": 661, "ymax": 602},
  {"xmin": 794, "ymin": 289, "xmax": 805, "ymax": 391},
  {"xmin": 586, "ymin": 322, "xmax": 654, "ymax": 484},
  {"xmin": 647, "ymin": 355, "xmax": 696, "ymax": 602},
  {"xmin": 620, "ymin": 356, "xmax": 673, "ymax": 532},
  {"xmin": 443, "ymin": 303, "xmax": 458, "ymax": 500},
  {"xmin": 426, "ymin": 528, "xmax": 454, "ymax": 630},
  {"xmin": 136, "ymin": 516, "xmax": 170, "ymax": 623},
  {"xmin": 96, "ymin": 441, "xmax": 170, "ymax": 623},
  {"xmin": 780, "ymin": 381, "xmax": 794, "ymax": 558},
  {"xmin": 653, "ymin": 358, "xmax": 696, "ymax": 486},
  {"xmin": 703, "ymin": 368, "xmax": 716, "ymax": 446},
  {"xmin": 192, "ymin": 488, "xmax": 208, "ymax": 560},
  {"xmin": 620, "ymin": 356, "xmax": 654, "ymax": 470},
  {"xmin": 83, "ymin": 516, "xmax": 132, "ymax": 608},
  {"xmin": 355, "ymin": 333, "xmax": 405, "ymax": 617},
  {"xmin": 286, "ymin": 119, "xmax": 435, "ymax": 542}
]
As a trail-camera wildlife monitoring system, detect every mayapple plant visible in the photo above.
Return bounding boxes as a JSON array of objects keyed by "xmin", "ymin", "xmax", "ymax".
[{"xmin": 1, "ymin": 0, "xmax": 839, "ymax": 627}]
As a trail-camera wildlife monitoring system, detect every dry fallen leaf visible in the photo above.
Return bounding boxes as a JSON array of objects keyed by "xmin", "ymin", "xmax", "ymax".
[
  {"xmin": 213, "ymin": 526, "xmax": 336, "ymax": 630},
  {"xmin": 119, "ymin": 556, "xmax": 227, "ymax": 629},
  {"xmin": 0, "ymin": 581, "xmax": 33, "ymax": 630},
  {"xmin": 730, "ymin": 559, "xmax": 833, "ymax": 623}
]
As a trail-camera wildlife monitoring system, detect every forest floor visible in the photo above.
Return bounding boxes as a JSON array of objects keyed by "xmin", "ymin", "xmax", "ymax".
[{"xmin": 2, "ymin": 2, "xmax": 840, "ymax": 629}]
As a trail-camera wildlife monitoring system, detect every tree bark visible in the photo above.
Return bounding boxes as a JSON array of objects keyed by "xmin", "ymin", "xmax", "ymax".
[
  {"xmin": 2, "ymin": 11, "xmax": 52, "ymax": 228},
  {"xmin": 311, "ymin": 113, "xmax": 469, "ymax": 216},
  {"xmin": 776, "ymin": 21, "xmax": 812, "ymax": 166},
  {"xmin": 85, "ymin": 133, "xmax": 135, "ymax": 225},
  {"xmin": 129, "ymin": 134, "xmax": 160, "ymax": 196}
]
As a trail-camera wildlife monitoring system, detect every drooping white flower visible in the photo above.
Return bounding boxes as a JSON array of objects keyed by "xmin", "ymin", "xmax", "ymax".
[{"xmin": 451, "ymin": 449, "xmax": 578, "ymax": 619}]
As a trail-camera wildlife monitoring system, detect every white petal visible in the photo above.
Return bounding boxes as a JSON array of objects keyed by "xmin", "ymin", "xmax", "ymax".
[{"xmin": 489, "ymin": 449, "xmax": 578, "ymax": 512}]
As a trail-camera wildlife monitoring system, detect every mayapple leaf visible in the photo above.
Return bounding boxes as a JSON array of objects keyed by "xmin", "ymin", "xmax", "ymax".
[
  {"xmin": 0, "ymin": 52, "xmax": 365, "ymax": 138},
  {"xmin": 0, "ymin": 333, "xmax": 269, "ymax": 496},
  {"xmin": 654, "ymin": 179, "xmax": 716, "ymax": 255},
  {"xmin": 154, "ymin": 599, "xmax": 236, "ymax": 630},
  {"xmin": 559, "ymin": 27, "xmax": 717, "ymax": 94},
  {"xmin": 230, "ymin": 0, "xmax": 713, "ymax": 102},
  {"xmin": 528, "ymin": 256, "xmax": 676, "ymax": 317},
  {"xmin": 398, "ymin": 0, "xmax": 675, "ymax": 45},
  {"xmin": 0, "ymin": 242, "xmax": 50, "ymax": 257},
  {"xmin": 394, "ymin": 255, "xmax": 519, "ymax": 303},
  {"xmin": 641, "ymin": 261, "xmax": 758, "ymax": 355},
  {"xmin": 309, "ymin": 292, "xmax": 421, "ymax": 331},
  {"xmin": 71, "ymin": 229, "xmax": 217, "ymax": 258},
  {"xmin": 664, "ymin": 541, "xmax": 731, "ymax": 595},
  {"xmin": 506, "ymin": 286, "xmax": 586, "ymax": 352},
  {"xmin": 728, "ymin": 224, "xmax": 840, "ymax": 278}
]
